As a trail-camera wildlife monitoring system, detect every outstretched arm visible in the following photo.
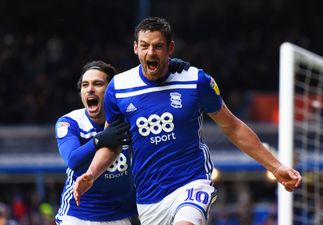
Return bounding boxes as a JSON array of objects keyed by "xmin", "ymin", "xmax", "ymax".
[
  {"xmin": 208, "ymin": 102, "xmax": 302, "ymax": 192},
  {"xmin": 73, "ymin": 146, "xmax": 121, "ymax": 206},
  {"xmin": 73, "ymin": 119, "xmax": 131, "ymax": 206}
]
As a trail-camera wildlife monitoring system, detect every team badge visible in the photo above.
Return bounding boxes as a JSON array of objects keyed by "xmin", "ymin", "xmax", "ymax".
[
  {"xmin": 170, "ymin": 92, "xmax": 182, "ymax": 108},
  {"xmin": 210, "ymin": 77, "xmax": 220, "ymax": 95},
  {"xmin": 56, "ymin": 122, "xmax": 70, "ymax": 138}
]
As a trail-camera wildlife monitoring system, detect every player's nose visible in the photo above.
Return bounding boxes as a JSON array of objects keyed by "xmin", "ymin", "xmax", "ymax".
[
  {"xmin": 147, "ymin": 46, "xmax": 156, "ymax": 55},
  {"xmin": 87, "ymin": 84, "xmax": 95, "ymax": 93}
]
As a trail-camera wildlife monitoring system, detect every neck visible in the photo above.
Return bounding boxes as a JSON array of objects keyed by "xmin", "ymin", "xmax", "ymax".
[{"xmin": 91, "ymin": 115, "xmax": 105, "ymax": 126}]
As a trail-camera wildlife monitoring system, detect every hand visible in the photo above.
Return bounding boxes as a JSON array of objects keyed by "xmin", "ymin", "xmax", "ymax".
[
  {"xmin": 169, "ymin": 58, "xmax": 190, "ymax": 73},
  {"xmin": 93, "ymin": 119, "xmax": 131, "ymax": 149},
  {"xmin": 73, "ymin": 171, "xmax": 95, "ymax": 206},
  {"xmin": 272, "ymin": 165, "xmax": 302, "ymax": 192}
]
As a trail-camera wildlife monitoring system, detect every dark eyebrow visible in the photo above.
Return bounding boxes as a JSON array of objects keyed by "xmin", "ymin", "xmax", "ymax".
[
  {"xmin": 93, "ymin": 80, "xmax": 106, "ymax": 84},
  {"xmin": 82, "ymin": 79, "xmax": 105, "ymax": 84}
]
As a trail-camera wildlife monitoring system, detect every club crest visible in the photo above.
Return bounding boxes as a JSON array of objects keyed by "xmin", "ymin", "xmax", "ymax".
[{"xmin": 170, "ymin": 92, "xmax": 182, "ymax": 108}]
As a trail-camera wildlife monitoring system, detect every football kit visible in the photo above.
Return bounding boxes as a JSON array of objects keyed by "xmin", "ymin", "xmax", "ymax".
[
  {"xmin": 104, "ymin": 65, "xmax": 222, "ymax": 204},
  {"xmin": 55, "ymin": 108, "xmax": 136, "ymax": 223}
]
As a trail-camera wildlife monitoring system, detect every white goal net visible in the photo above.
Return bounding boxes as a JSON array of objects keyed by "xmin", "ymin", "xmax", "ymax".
[{"xmin": 279, "ymin": 42, "xmax": 323, "ymax": 225}]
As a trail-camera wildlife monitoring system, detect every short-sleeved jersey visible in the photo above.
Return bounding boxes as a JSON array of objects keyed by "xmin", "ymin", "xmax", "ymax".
[
  {"xmin": 55, "ymin": 108, "xmax": 137, "ymax": 222},
  {"xmin": 104, "ymin": 65, "xmax": 222, "ymax": 204}
]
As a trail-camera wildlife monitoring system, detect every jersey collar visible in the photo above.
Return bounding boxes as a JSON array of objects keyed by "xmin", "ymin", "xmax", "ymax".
[{"xmin": 84, "ymin": 109, "xmax": 104, "ymax": 131}]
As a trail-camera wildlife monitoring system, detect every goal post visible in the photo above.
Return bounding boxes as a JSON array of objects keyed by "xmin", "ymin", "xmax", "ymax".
[{"xmin": 279, "ymin": 42, "xmax": 323, "ymax": 225}]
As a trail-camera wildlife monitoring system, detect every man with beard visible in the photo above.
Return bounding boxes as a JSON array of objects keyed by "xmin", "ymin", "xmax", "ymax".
[{"xmin": 74, "ymin": 17, "xmax": 302, "ymax": 225}]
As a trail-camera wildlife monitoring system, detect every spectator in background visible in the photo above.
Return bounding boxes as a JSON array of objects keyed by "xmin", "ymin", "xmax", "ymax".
[
  {"xmin": 0, "ymin": 202, "xmax": 19, "ymax": 225},
  {"xmin": 10, "ymin": 193, "xmax": 27, "ymax": 223}
]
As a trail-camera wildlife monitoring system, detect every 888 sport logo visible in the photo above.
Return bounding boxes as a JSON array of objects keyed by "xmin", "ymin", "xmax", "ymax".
[
  {"xmin": 104, "ymin": 153, "xmax": 129, "ymax": 179},
  {"xmin": 136, "ymin": 112, "xmax": 176, "ymax": 145}
]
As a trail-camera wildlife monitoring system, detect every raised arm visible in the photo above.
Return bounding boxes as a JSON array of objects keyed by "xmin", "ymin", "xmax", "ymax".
[{"xmin": 208, "ymin": 102, "xmax": 302, "ymax": 192}]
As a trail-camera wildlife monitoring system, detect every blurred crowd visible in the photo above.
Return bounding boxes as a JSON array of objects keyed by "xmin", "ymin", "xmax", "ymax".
[
  {"xmin": 0, "ymin": 180, "xmax": 277, "ymax": 225},
  {"xmin": 0, "ymin": 194, "xmax": 55, "ymax": 225},
  {"xmin": 1, "ymin": 0, "xmax": 322, "ymax": 125}
]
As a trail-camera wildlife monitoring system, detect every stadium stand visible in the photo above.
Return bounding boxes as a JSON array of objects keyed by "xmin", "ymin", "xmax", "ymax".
[{"xmin": 0, "ymin": 0, "xmax": 322, "ymax": 224}]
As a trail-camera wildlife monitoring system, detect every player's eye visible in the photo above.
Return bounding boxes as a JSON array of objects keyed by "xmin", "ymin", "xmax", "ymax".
[
  {"xmin": 82, "ymin": 83, "xmax": 89, "ymax": 88},
  {"xmin": 140, "ymin": 44, "xmax": 148, "ymax": 49},
  {"xmin": 93, "ymin": 81, "xmax": 105, "ymax": 87}
]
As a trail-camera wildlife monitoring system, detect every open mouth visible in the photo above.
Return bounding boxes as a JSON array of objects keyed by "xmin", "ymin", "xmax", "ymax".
[
  {"xmin": 147, "ymin": 60, "xmax": 158, "ymax": 72},
  {"xmin": 87, "ymin": 97, "xmax": 99, "ymax": 112},
  {"xmin": 87, "ymin": 98, "xmax": 98, "ymax": 106}
]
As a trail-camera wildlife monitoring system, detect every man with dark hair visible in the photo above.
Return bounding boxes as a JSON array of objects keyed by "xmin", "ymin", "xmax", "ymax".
[
  {"xmin": 56, "ymin": 58, "xmax": 189, "ymax": 225},
  {"xmin": 55, "ymin": 60, "xmax": 137, "ymax": 225},
  {"xmin": 74, "ymin": 17, "xmax": 302, "ymax": 225}
]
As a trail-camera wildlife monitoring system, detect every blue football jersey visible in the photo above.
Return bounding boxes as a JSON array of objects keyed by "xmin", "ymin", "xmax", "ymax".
[
  {"xmin": 104, "ymin": 65, "xmax": 222, "ymax": 204},
  {"xmin": 55, "ymin": 109, "xmax": 137, "ymax": 222}
]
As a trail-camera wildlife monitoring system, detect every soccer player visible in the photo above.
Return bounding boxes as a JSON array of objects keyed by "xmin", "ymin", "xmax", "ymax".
[
  {"xmin": 73, "ymin": 17, "xmax": 302, "ymax": 225},
  {"xmin": 55, "ymin": 58, "xmax": 189, "ymax": 225},
  {"xmin": 54, "ymin": 61, "xmax": 137, "ymax": 225}
]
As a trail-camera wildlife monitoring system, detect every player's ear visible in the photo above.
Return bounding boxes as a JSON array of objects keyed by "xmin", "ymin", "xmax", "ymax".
[
  {"xmin": 168, "ymin": 40, "xmax": 175, "ymax": 56},
  {"xmin": 134, "ymin": 41, "xmax": 138, "ymax": 55}
]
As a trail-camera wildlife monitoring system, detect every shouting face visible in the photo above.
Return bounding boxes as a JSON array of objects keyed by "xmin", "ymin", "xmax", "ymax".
[
  {"xmin": 134, "ymin": 30, "xmax": 174, "ymax": 81},
  {"xmin": 80, "ymin": 69, "xmax": 108, "ymax": 124}
]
